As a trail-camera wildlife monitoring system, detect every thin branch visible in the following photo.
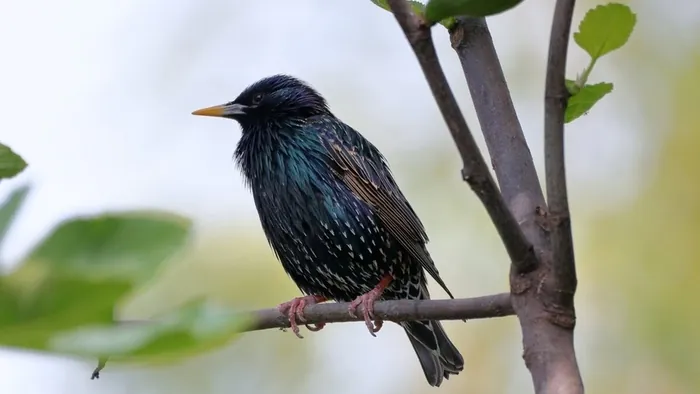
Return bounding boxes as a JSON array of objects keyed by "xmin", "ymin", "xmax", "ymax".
[
  {"xmin": 449, "ymin": 18, "xmax": 548, "ymax": 273},
  {"xmin": 250, "ymin": 293, "xmax": 513, "ymax": 331},
  {"xmin": 116, "ymin": 294, "xmax": 514, "ymax": 333},
  {"xmin": 93, "ymin": 294, "xmax": 513, "ymax": 379},
  {"xmin": 545, "ymin": 0, "xmax": 578, "ymax": 306},
  {"xmin": 385, "ymin": 0, "xmax": 534, "ymax": 273}
]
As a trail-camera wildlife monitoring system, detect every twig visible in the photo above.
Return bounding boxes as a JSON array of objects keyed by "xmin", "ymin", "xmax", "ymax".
[
  {"xmin": 449, "ymin": 18, "xmax": 548, "ymax": 273},
  {"xmin": 385, "ymin": 0, "xmax": 535, "ymax": 273},
  {"xmin": 92, "ymin": 294, "xmax": 513, "ymax": 379},
  {"xmin": 545, "ymin": 0, "xmax": 578, "ymax": 305},
  {"xmin": 116, "ymin": 294, "xmax": 513, "ymax": 333},
  {"xmin": 249, "ymin": 293, "xmax": 513, "ymax": 331}
]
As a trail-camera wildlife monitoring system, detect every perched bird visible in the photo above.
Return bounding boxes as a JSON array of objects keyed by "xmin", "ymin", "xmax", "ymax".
[{"xmin": 192, "ymin": 75, "xmax": 464, "ymax": 386}]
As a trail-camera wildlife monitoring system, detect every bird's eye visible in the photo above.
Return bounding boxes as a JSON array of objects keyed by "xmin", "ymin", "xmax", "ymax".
[{"xmin": 251, "ymin": 93, "xmax": 264, "ymax": 105}]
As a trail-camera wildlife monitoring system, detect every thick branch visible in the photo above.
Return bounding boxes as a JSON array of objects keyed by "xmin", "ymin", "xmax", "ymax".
[
  {"xmin": 250, "ymin": 293, "xmax": 513, "ymax": 331},
  {"xmin": 385, "ymin": 0, "xmax": 534, "ymax": 273},
  {"xmin": 449, "ymin": 18, "xmax": 548, "ymax": 273},
  {"xmin": 545, "ymin": 0, "xmax": 578, "ymax": 304}
]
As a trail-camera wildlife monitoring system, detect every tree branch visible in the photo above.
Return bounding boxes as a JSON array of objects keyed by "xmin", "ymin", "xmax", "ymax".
[
  {"xmin": 384, "ymin": 2, "xmax": 583, "ymax": 393},
  {"xmin": 385, "ymin": 0, "xmax": 535, "ymax": 273},
  {"xmin": 92, "ymin": 294, "xmax": 514, "ymax": 379},
  {"xmin": 545, "ymin": 0, "xmax": 578, "ymax": 307},
  {"xmin": 250, "ymin": 293, "xmax": 513, "ymax": 331},
  {"xmin": 449, "ymin": 17, "xmax": 548, "ymax": 272}
]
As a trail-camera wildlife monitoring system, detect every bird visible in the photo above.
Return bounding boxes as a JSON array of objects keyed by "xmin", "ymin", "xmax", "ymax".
[{"xmin": 192, "ymin": 74, "xmax": 464, "ymax": 386}]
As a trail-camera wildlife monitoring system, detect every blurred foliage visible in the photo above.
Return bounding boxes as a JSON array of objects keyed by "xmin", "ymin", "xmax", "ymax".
[
  {"xmin": 424, "ymin": 0, "xmax": 523, "ymax": 22},
  {"xmin": 370, "ymin": 0, "xmax": 455, "ymax": 29},
  {"xmin": 0, "ymin": 185, "xmax": 30, "ymax": 252},
  {"xmin": 0, "ymin": 182, "xmax": 251, "ymax": 375},
  {"xmin": 567, "ymin": 3, "xmax": 636, "ymax": 122},
  {"xmin": 0, "ymin": 142, "xmax": 28, "ymax": 180}
]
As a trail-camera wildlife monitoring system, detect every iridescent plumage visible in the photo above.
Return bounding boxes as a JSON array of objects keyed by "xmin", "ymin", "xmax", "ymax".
[{"xmin": 192, "ymin": 75, "xmax": 464, "ymax": 386}]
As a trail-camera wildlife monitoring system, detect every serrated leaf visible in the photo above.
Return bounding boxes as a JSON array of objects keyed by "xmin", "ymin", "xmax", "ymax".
[
  {"xmin": 50, "ymin": 299, "xmax": 251, "ymax": 362},
  {"xmin": 0, "ymin": 211, "xmax": 192, "ymax": 352},
  {"xmin": 565, "ymin": 82, "xmax": 614, "ymax": 123},
  {"xmin": 0, "ymin": 185, "xmax": 30, "ymax": 251},
  {"xmin": 424, "ymin": 0, "xmax": 522, "ymax": 22},
  {"xmin": 0, "ymin": 143, "xmax": 28, "ymax": 180},
  {"xmin": 574, "ymin": 3, "xmax": 636, "ymax": 60}
]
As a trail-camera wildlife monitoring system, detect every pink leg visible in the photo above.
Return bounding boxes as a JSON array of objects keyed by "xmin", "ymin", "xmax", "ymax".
[
  {"xmin": 278, "ymin": 295, "xmax": 327, "ymax": 339},
  {"xmin": 348, "ymin": 275, "xmax": 393, "ymax": 337}
]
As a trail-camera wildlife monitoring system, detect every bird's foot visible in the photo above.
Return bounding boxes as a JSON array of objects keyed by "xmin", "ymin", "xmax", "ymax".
[
  {"xmin": 278, "ymin": 295, "xmax": 327, "ymax": 339},
  {"xmin": 348, "ymin": 275, "xmax": 393, "ymax": 337}
]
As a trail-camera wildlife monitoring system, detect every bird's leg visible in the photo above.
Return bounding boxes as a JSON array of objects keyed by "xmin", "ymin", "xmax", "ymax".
[
  {"xmin": 278, "ymin": 295, "xmax": 327, "ymax": 339},
  {"xmin": 348, "ymin": 274, "xmax": 393, "ymax": 337}
]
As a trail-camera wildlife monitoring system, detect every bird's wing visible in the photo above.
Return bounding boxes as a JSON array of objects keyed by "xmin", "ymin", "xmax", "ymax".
[{"xmin": 317, "ymin": 119, "xmax": 455, "ymax": 299}]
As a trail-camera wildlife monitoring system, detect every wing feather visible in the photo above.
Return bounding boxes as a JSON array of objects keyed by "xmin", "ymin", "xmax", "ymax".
[{"xmin": 318, "ymin": 119, "xmax": 455, "ymax": 299}]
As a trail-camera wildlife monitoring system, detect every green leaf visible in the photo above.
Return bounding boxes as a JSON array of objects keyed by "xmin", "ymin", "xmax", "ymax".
[
  {"xmin": 574, "ymin": 3, "xmax": 637, "ymax": 60},
  {"xmin": 369, "ymin": 0, "xmax": 456, "ymax": 29},
  {"xmin": 371, "ymin": 0, "xmax": 426, "ymax": 15},
  {"xmin": 0, "ymin": 143, "xmax": 28, "ymax": 180},
  {"xmin": 0, "ymin": 185, "xmax": 30, "ymax": 251},
  {"xmin": 565, "ymin": 82, "xmax": 614, "ymax": 123},
  {"xmin": 25, "ymin": 211, "xmax": 191, "ymax": 283},
  {"xmin": 50, "ymin": 299, "xmax": 252, "ymax": 361},
  {"xmin": 424, "ymin": 0, "xmax": 523, "ymax": 22},
  {"xmin": 565, "ymin": 79, "xmax": 579, "ymax": 95},
  {"xmin": 0, "ymin": 211, "xmax": 192, "ymax": 351}
]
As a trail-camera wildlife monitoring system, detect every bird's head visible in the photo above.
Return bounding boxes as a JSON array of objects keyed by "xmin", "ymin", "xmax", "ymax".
[{"xmin": 191, "ymin": 74, "xmax": 330, "ymax": 130}]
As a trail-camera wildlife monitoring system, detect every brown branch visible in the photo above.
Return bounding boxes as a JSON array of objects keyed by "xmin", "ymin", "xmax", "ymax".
[
  {"xmin": 535, "ymin": 0, "xmax": 583, "ymax": 392},
  {"xmin": 448, "ymin": 18, "xmax": 583, "ymax": 392},
  {"xmin": 249, "ymin": 293, "xmax": 513, "ymax": 331},
  {"xmin": 114, "ymin": 294, "xmax": 513, "ymax": 333},
  {"xmin": 545, "ymin": 0, "xmax": 579, "ymax": 306},
  {"xmin": 384, "ymin": 2, "xmax": 583, "ymax": 393},
  {"xmin": 449, "ymin": 17, "xmax": 548, "ymax": 272},
  {"xmin": 91, "ymin": 294, "xmax": 514, "ymax": 379},
  {"xmin": 385, "ymin": 0, "xmax": 534, "ymax": 273}
]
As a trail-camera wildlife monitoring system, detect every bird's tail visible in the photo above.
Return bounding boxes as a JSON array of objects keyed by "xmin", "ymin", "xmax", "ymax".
[{"xmin": 401, "ymin": 286, "xmax": 464, "ymax": 386}]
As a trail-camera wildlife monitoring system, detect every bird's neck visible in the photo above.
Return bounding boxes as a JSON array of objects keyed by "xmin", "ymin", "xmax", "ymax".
[{"xmin": 234, "ymin": 124, "xmax": 328, "ymax": 193}]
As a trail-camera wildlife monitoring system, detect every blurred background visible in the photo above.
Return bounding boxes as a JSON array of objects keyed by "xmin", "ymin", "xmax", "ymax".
[{"xmin": 1, "ymin": 0, "xmax": 697, "ymax": 393}]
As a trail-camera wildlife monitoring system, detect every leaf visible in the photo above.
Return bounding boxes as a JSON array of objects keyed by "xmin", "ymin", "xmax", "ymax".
[
  {"xmin": 369, "ymin": 0, "xmax": 456, "ymax": 29},
  {"xmin": 565, "ymin": 82, "xmax": 614, "ymax": 123},
  {"xmin": 565, "ymin": 79, "xmax": 579, "ymax": 95},
  {"xmin": 574, "ymin": 3, "xmax": 637, "ymax": 60},
  {"xmin": 371, "ymin": 0, "xmax": 425, "ymax": 15},
  {"xmin": 0, "ymin": 143, "xmax": 28, "ymax": 180},
  {"xmin": 25, "ymin": 211, "xmax": 192, "ymax": 283},
  {"xmin": 0, "ymin": 185, "xmax": 30, "ymax": 251},
  {"xmin": 0, "ymin": 211, "xmax": 192, "ymax": 351},
  {"xmin": 50, "ymin": 299, "xmax": 252, "ymax": 361},
  {"xmin": 424, "ymin": 0, "xmax": 523, "ymax": 22}
]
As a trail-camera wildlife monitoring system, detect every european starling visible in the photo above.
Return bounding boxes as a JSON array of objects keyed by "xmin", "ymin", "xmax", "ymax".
[{"xmin": 192, "ymin": 75, "xmax": 464, "ymax": 386}]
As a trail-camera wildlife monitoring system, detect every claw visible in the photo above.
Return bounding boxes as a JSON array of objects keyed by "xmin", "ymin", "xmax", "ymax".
[
  {"xmin": 278, "ymin": 295, "xmax": 327, "ymax": 338},
  {"xmin": 348, "ymin": 275, "xmax": 392, "ymax": 337}
]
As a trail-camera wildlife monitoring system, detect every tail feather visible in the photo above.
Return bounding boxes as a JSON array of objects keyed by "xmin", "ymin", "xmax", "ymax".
[{"xmin": 402, "ymin": 319, "xmax": 464, "ymax": 387}]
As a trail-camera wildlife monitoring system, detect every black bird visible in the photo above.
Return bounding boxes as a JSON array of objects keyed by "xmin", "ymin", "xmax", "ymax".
[{"xmin": 192, "ymin": 75, "xmax": 464, "ymax": 386}]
